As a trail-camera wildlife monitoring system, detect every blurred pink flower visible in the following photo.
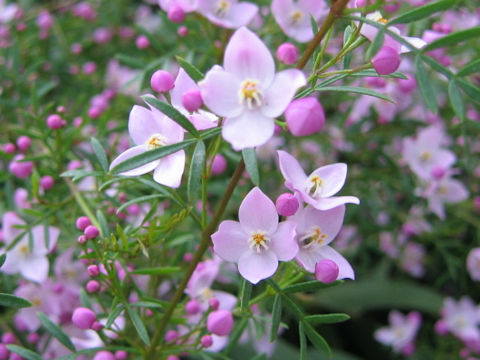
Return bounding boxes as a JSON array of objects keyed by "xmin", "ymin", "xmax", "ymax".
[
  {"xmin": 197, "ymin": 0, "xmax": 258, "ymax": 28},
  {"xmin": 375, "ymin": 311, "xmax": 422, "ymax": 355}
]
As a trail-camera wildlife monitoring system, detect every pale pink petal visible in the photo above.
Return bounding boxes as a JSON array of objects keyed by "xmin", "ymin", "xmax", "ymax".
[
  {"xmin": 443, "ymin": 179, "xmax": 468, "ymax": 203},
  {"xmin": 128, "ymin": 105, "xmax": 164, "ymax": 145},
  {"xmin": 1, "ymin": 248, "xmax": 21, "ymax": 274},
  {"xmin": 317, "ymin": 245, "xmax": 355, "ymax": 280},
  {"xmin": 262, "ymin": 69, "xmax": 306, "ymax": 118},
  {"xmin": 298, "ymin": 0, "xmax": 328, "ymax": 18},
  {"xmin": 305, "ymin": 195, "xmax": 360, "ymax": 210},
  {"xmin": 239, "ymin": 187, "xmax": 278, "ymax": 234},
  {"xmin": 277, "ymin": 150, "xmax": 308, "ymax": 190},
  {"xmin": 211, "ymin": 290, "xmax": 238, "ymax": 311},
  {"xmin": 212, "ymin": 220, "xmax": 249, "ymax": 262},
  {"xmin": 270, "ymin": 221, "xmax": 298, "ymax": 261},
  {"xmin": 110, "ymin": 145, "xmax": 160, "ymax": 176},
  {"xmin": 2, "ymin": 211, "xmax": 25, "ymax": 244},
  {"xmin": 200, "ymin": 68, "xmax": 243, "ymax": 117},
  {"xmin": 238, "ymin": 250, "xmax": 278, "ymax": 284},
  {"xmin": 152, "ymin": 150, "xmax": 185, "ymax": 188},
  {"xmin": 309, "ymin": 163, "xmax": 348, "ymax": 197},
  {"xmin": 189, "ymin": 111, "xmax": 218, "ymax": 130},
  {"xmin": 208, "ymin": 335, "xmax": 229, "ymax": 353},
  {"xmin": 429, "ymin": 197, "xmax": 445, "ymax": 219},
  {"xmin": 222, "ymin": 2, "xmax": 258, "ymax": 28},
  {"xmin": 295, "ymin": 248, "xmax": 319, "ymax": 273},
  {"xmin": 21, "ymin": 256, "xmax": 49, "ymax": 283},
  {"xmin": 222, "ymin": 110, "xmax": 274, "ymax": 150},
  {"xmin": 374, "ymin": 328, "xmax": 395, "ymax": 345},
  {"xmin": 400, "ymin": 36, "xmax": 427, "ymax": 54},
  {"xmin": 301, "ymin": 205, "xmax": 346, "ymax": 246},
  {"xmin": 145, "ymin": 103, "xmax": 185, "ymax": 143},
  {"xmin": 31, "ymin": 225, "xmax": 59, "ymax": 254},
  {"xmin": 224, "ymin": 27, "xmax": 275, "ymax": 85}
]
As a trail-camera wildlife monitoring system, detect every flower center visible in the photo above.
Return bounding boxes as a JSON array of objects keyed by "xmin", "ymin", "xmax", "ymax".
[
  {"xmin": 19, "ymin": 244, "xmax": 30, "ymax": 255},
  {"xmin": 32, "ymin": 296, "xmax": 42, "ymax": 307},
  {"xmin": 299, "ymin": 226, "xmax": 327, "ymax": 248},
  {"xmin": 214, "ymin": 0, "xmax": 230, "ymax": 17},
  {"xmin": 238, "ymin": 79, "xmax": 262, "ymax": 109},
  {"xmin": 146, "ymin": 134, "xmax": 168, "ymax": 150},
  {"xmin": 290, "ymin": 10, "xmax": 304, "ymax": 24},
  {"xmin": 249, "ymin": 231, "xmax": 270, "ymax": 252},
  {"xmin": 200, "ymin": 287, "xmax": 213, "ymax": 301},
  {"xmin": 420, "ymin": 151, "xmax": 431, "ymax": 162},
  {"xmin": 378, "ymin": 18, "xmax": 388, "ymax": 24},
  {"xmin": 304, "ymin": 174, "xmax": 325, "ymax": 199},
  {"xmin": 437, "ymin": 185, "xmax": 448, "ymax": 195}
]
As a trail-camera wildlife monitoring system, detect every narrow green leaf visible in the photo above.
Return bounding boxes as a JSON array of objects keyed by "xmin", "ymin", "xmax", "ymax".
[
  {"xmin": 250, "ymin": 354, "xmax": 267, "ymax": 360},
  {"xmin": 187, "ymin": 140, "xmax": 206, "ymax": 200},
  {"xmin": 280, "ymin": 294, "xmax": 304, "ymax": 320},
  {"xmin": 283, "ymin": 280, "xmax": 343, "ymax": 294},
  {"xmin": 60, "ymin": 169, "xmax": 102, "ymax": 178},
  {"xmin": 314, "ymin": 86, "xmax": 395, "ymax": 103},
  {"xmin": 96, "ymin": 209, "xmax": 108, "ymax": 238},
  {"xmin": 242, "ymin": 148, "xmax": 260, "ymax": 186},
  {"xmin": 304, "ymin": 313, "xmax": 350, "ymax": 324},
  {"xmin": 110, "ymin": 139, "xmax": 196, "ymax": 174},
  {"xmin": 366, "ymin": 27, "xmax": 384, "ymax": 61},
  {"xmin": 200, "ymin": 127, "xmax": 222, "ymax": 140},
  {"xmin": 239, "ymin": 279, "xmax": 252, "ymax": 311},
  {"xmin": 415, "ymin": 56, "xmax": 438, "ymax": 113},
  {"xmin": 126, "ymin": 306, "xmax": 150, "ymax": 346},
  {"xmin": 116, "ymin": 194, "xmax": 167, "ymax": 214},
  {"xmin": 7, "ymin": 345, "xmax": 43, "ymax": 360},
  {"xmin": 131, "ymin": 266, "xmax": 181, "ymax": 275},
  {"xmin": 91, "ymin": 137, "xmax": 109, "ymax": 172},
  {"xmin": 0, "ymin": 293, "xmax": 33, "ymax": 308},
  {"xmin": 458, "ymin": 79, "xmax": 480, "ymax": 103},
  {"xmin": 389, "ymin": 0, "xmax": 456, "ymax": 25},
  {"xmin": 130, "ymin": 301, "xmax": 165, "ymax": 309},
  {"xmin": 457, "ymin": 58, "xmax": 480, "ymax": 77},
  {"xmin": 299, "ymin": 322, "xmax": 307, "ymax": 360},
  {"xmin": 106, "ymin": 305, "xmax": 125, "ymax": 328},
  {"xmin": 448, "ymin": 81, "xmax": 465, "ymax": 120},
  {"xmin": 343, "ymin": 25, "xmax": 353, "ymax": 68},
  {"xmin": 176, "ymin": 56, "xmax": 204, "ymax": 82},
  {"xmin": 143, "ymin": 96, "xmax": 199, "ymax": 137},
  {"xmin": 223, "ymin": 317, "xmax": 248, "ymax": 354},
  {"xmin": 115, "ymin": 53, "xmax": 145, "ymax": 68},
  {"xmin": 38, "ymin": 312, "xmax": 76, "ymax": 351},
  {"xmin": 270, "ymin": 294, "xmax": 282, "ymax": 342},
  {"xmin": 423, "ymin": 27, "xmax": 480, "ymax": 51},
  {"xmin": 302, "ymin": 322, "xmax": 331, "ymax": 356},
  {"xmin": 309, "ymin": 14, "xmax": 319, "ymax": 35},
  {"xmin": 0, "ymin": 253, "xmax": 6, "ymax": 267}
]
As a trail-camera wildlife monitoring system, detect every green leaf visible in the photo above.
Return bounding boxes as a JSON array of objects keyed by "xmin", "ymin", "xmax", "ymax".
[
  {"xmin": 283, "ymin": 280, "xmax": 343, "ymax": 294},
  {"xmin": 304, "ymin": 313, "xmax": 350, "ymax": 324},
  {"xmin": 223, "ymin": 317, "xmax": 249, "ymax": 354},
  {"xmin": 60, "ymin": 169, "xmax": 103, "ymax": 179},
  {"xmin": 130, "ymin": 301, "xmax": 165, "ymax": 309},
  {"xmin": 423, "ymin": 27, "xmax": 480, "ymax": 51},
  {"xmin": 116, "ymin": 194, "xmax": 168, "ymax": 214},
  {"xmin": 90, "ymin": 137, "xmax": 109, "ymax": 172},
  {"xmin": 302, "ymin": 322, "xmax": 331, "ymax": 356},
  {"xmin": 309, "ymin": 14, "xmax": 319, "ymax": 35},
  {"xmin": 110, "ymin": 139, "xmax": 196, "ymax": 174},
  {"xmin": 366, "ymin": 27, "xmax": 384, "ymax": 61},
  {"xmin": 458, "ymin": 79, "xmax": 480, "ymax": 103},
  {"xmin": 314, "ymin": 86, "xmax": 395, "ymax": 103},
  {"xmin": 187, "ymin": 140, "xmax": 206, "ymax": 200},
  {"xmin": 389, "ymin": 0, "xmax": 456, "ymax": 25},
  {"xmin": 115, "ymin": 53, "xmax": 145, "ymax": 68},
  {"xmin": 415, "ymin": 55, "xmax": 438, "ymax": 113},
  {"xmin": 457, "ymin": 58, "xmax": 480, "ymax": 77},
  {"xmin": 126, "ymin": 306, "xmax": 150, "ymax": 346},
  {"xmin": 448, "ymin": 80, "xmax": 465, "ymax": 120},
  {"xmin": 200, "ymin": 126, "xmax": 222, "ymax": 140},
  {"xmin": 38, "ymin": 312, "xmax": 76, "ymax": 351},
  {"xmin": 176, "ymin": 56, "xmax": 204, "ymax": 82},
  {"xmin": 270, "ymin": 294, "xmax": 282, "ymax": 342},
  {"xmin": 343, "ymin": 25, "xmax": 353, "ymax": 68},
  {"xmin": 131, "ymin": 266, "xmax": 181, "ymax": 275},
  {"xmin": 299, "ymin": 322, "xmax": 307, "ymax": 360},
  {"xmin": 142, "ymin": 96, "xmax": 200, "ymax": 137},
  {"xmin": 242, "ymin": 148, "xmax": 260, "ymax": 186},
  {"xmin": 250, "ymin": 354, "xmax": 267, "ymax": 360},
  {"xmin": 96, "ymin": 209, "xmax": 108, "ymax": 238},
  {"xmin": 106, "ymin": 305, "xmax": 126, "ymax": 328},
  {"xmin": 0, "ymin": 293, "xmax": 33, "ymax": 308},
  {"xmin": 239, "ymin": 279, "xmax": 252, "ymax": 311},
  {"xmin": 7, "ymin": 345, "xmax": 43, "ymax": 360},
  {"xmin": 0, "ymin": 253, "xmax": 6, "ymax": 267}
]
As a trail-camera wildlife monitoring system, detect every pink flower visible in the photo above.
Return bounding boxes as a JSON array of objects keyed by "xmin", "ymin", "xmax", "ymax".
[
  {"xmin": 277, "ymin": 150, "xmax": 359, "ymax": 210},
  {"xmin": 200, "ymin": 27, "xmax": 306, "ymax": 150},
  {"xmin": 211, "ymin": 187, "xmax": 298, "ymax": 284},
  {"xmin": 374, "ymin": 311, "xmax": 422, "ymax": 354},
  {"xmin": 159, "ymin": 0, "xmax": 198, "ymax": 14},
  {"xmin": 423, "ymin": 174, "xmax": 468, "ymax": 219},
  {"xmin": 271, "ymin": 0, "xmax": 328, "ymax": 42},
  {"xmin": 440, "ymin": 297, "xmax": 480, "ymax": 343},
  {"xmin": 467, "ymin": 248, "xmax": 480, "ymax": 281},
  {"xmin": 109, "ymin": 100, "xmax": 185, "ymax": 188},
  {"xmin": 196, "ymin": 0, "xmax": 258, "ymax": 29}
]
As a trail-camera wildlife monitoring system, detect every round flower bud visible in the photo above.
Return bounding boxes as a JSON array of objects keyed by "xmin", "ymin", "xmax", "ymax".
[
  {"xmin": 94, "ymin": 351, "xmax": 115, "ymax": 360},
  {"xmin": 115, "ymin": 350, "xmax": 128, "ymax": 360},
  {"xmin": 0, "ymin": 344, "xmax": 9, "ymax": 360},
  {"xmin": 10, "ymin": 353, "xmax": 23, "ymax": 360},
  {"xmin": 87, "ymin": 265, "xmax": 100, "ymax": 277},
  {"xmin": 40, "ymin": 175, "xmax": 54, "ymax": 191},
  {"xmin": 168, "ymin": 5, "xmax": 185, "ymax": 23},
  {"xmin": 136, "ymin": 35, "xmax": 150, "ymax": 49},
  {"xmin": 2, "ymin": 143, "xmax": 16, "ymax": 154},
  {"xmin": 275, "ymin": 193, "xmax": 299, "ymax": 217},
  {"xmin": 211, "ymin": 154, "xmax": 227, "ymax": 175},
  {"xmin": 285, "ymin": 97, "xmax": 325, "ymax": 137},
  {"xmin": 398, "ymin": 74, "xmax": 417, "ymax": 94},
  {"xmin": 165, "ymin": 330, "xmax": 179, "ymax": 342},
  {"xmin": 178, "ymin": 26, "xmax": 188, "ymax": 37},
  {"xmin": 88, "ymin": 107, "xmax": 102, "ymax": 119},
  {"xmin": 9, "ymin": 155, "xmax": 34, "ymax": 179},
  {"xmin": 183, "ymin": 252, "xmax": 193, "ymax": 262},
  {"xmin": 46, "ymin": 114, "xmax": 66, "ymax": 129},
  {"xmin": 181, "ymin": 89, "xmax": 203, "ymax": 112},
  {"xmin": 77, "ymin": 235, "xmax": 87, "ymax": 244},
  {"xmin": 201, "ymin": 335, "xmax": 213, "ymax": 348},
  {"xmin": 434, "ymin": 320, "xmax": 448, "ymax": 335},
  {"xmin": 276, "ymin": 42, "xmax": 298, "ymax": 65},
  {"xmin": 208, "ymin": 297, "xmax": 220, "ymax": 310},
  {"xmin": 185, "ymin": 299, "xmax": 200, "ymax": 315},
  {"xmin": 86, "ymin": 280, "xmax": 100, "ymax": 293},
  {"xmin": 83, "ymin": 62, "xmax": 97, "ymax": 75},
  {"xmin": 72, "ymin": 307, "xmax": 96, "ymax": 329},
  {"xmin": 372, "ymin": 46, "xmax": 400, "ymax": 75},
  {"xmin": 1, "ymin": 333, "xmax": 15, "ymax": 344},
  {"xmin": 166, "ymin": 356, "xmax": 180, "ymax": 360},
  {"xmin": 467, "ymin": 248, "xmax": 480, "ymax": 281},
  {"xmin": 76, "ymin": 216, "xmax": 91, "ymax": 231},
  {"xmin": 431, "ymin": 166, "xmax": 446, "ymax": 180},
  {"xmin": 151, "ymin": 70, "xmax": 175, "ymax": 93},
  {"xmin": 27, "ymin": 333, "xmax": 39, "ymax": 344},
  {"xmin": 207, "ymin": 310, "xmax": 234, "ymax": 336},
  {"xmin": 315, "ymin": 259, "xmax": 339, "ymax": 284},
  {"xmin": 16, "ymin": 136, "xmax": 31, "ymax": 151},
  {"xmin": 84, "ymin": 225, "xmax": 99, "ymax": 239}
]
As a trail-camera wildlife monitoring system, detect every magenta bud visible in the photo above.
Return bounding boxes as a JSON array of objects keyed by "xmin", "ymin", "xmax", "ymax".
[
  {"xmin": 46, "ymin": 114, "xmax": 66, "ymax": 129},
  {"xmin": 40, "ymin": 175, "xmax": 54, "ymax": 191},
  {"xmin": 91, "ymin": 321, "xmax": 103, "ymax": 331},
  {"xmin": 16, "ymin": 136, "xmax": 31, "ymax": 151},
  {"xmin": 71, "ymin": 43, "xmax": 83, "ymax": 54},
  {"xmin": 211, "ymin": 154, "xmax": 227, "ymax": 175},
  {"xmin": 136, "ymin": 35, "xmax": 150, "ymax": 49},
  {"xmin": 431, "ymin": 166, "xmax": 446, "ymax": 180},
  {"xmin": 151, "ymin": 70, "xmax": 175, "ymax": 93},
  {"xmin": 86, "ymin": 280, "xmax": 100, "ymax": 293},
  {"xmin": 178, "ymin": 26, "xmax": 188, "ymax": 37},
  {"xmin": 72, "ymin": 307, "xmax": 96, "ymax": 329},
  {"xmin": 1, "ymin": 333, "xmax": 15, "ymax": 344},
  {"xmin": 372, "ymin": 46, "xmax": 400, "ymax": 75},
  {"xmin": 315, "ymin": 259, "xmax": 339, "ymax": 284},
  {"xmin": 207, "ymin": 310, "xmax": 234, "ymax": 336},
  {"xmin": 185, "ymin": 299, "xmax": 200, "ymax": 315},
  {"xmin": 9, "ymin": 155, "xmax": 34, "ymax": 179},
  {"xmin": 285, "ymin": 97, "xmax": 325, "ymax": 137},
  {"xmin": 10, "ymin": 353, "xmax": 23, "ymax": 360},
  {"xmin": 0, "ymin": 344, "xmax": 9, "ymax": 360},
  {"xmin": 166, "ymin": 356, "xmax": 180, "ymax": 360},
  {"xmin": 77, "ymin": 235, "xmax": 87, "ymax": 244},
  {"xmin": 84, "ymin": 225, "xmax": 99, "ymax": 239},
  {"xmin": 181, "ymin": 89, "xmax": 203, "ymax": 112},
  {"xmin": 88, "ymin": 107, "xmax": 102, "ymax": 119},
  {"xmin": 83, "ymin": 61, "xmax": 97, "ymax": 75},
  {"xmin": 87, "ymin": 265, "xmax": 100, "ymax": 277},
  {"xmin": 2, "ymin": 143, "xmax": 16, "ymax": 154},
  {"xmin": 27, "ymin": 333, "xmax": 39, "ymax": 344},
  {"xmin": 165, "ymin": 330, "xmax": 179, "ymax": 342},
  {"xmin": 168, "ymin": 5, "xmax": 185, "ymax": 23},
  {"xmin": 115, "ymin": 350, "xmax": 128, "ymax": 360},
  {"xmin": 275, "ymin": 193, "xmax": 299, "ymax": 217},
  {"xmin": 183, "ymin": 252, "xmax": 193, "ymax": 262},
  {"xmin": 93, "ymin": 351, "xmax": 115, "ymax": 360},
  {"xmin": 201, "ymin": 335, "xmax": 213, "ymax": 348},
  {"xmin": 434, "ymin": 320, "xmax": 448, "ymax": 335},
  {"xmin": 76, "ymin": 216, "xmax": 91, "ymax": 230},
  {"xmin": 276, "ymin": 42, "xmax": 298, "ymax": 65},
  {"xmin": 208, "ymin": 297, "xmax": 220, "ymax": 310},
  {"xmin": 401, "ymin": 342, "xmax": 415, "ymax": 357},
  {"xmin": 398, "ymin": 74, "xmax": 417, "ymax": 94}
]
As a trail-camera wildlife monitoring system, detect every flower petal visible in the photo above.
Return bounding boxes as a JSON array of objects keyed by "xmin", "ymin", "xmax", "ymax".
[
  {"xmin": 277, "ymin": 150, "xmax": 308, "ymax": 190},
  {"xmin": 305, "ymin": 195, "xmax": 360, "ymax": 210},
  {"xmin": 238, "ymin": 250, "xmax": 278, "ymax": 284},
  {"xmin": 222, "ymin": 110, "xmax": 274, "ymax": 150},
  {"xmin": 223, "ymin": 2, "xmax": 258, "ymax": 28},
  {"xmin": 300, "ymin": 205, "xmax": 346, "ymax": 246},
  {"xmin": 316, "ymin": 245, "xmax": 355, "ymax": 280},
  {"xmin": 152, "ymin": 150, "xmax": 185, "ymax": 188},
  {"xmin": 212, "ymin": 220, "xmax": 249, "ymax": 262},
  {"xmin": 400, "ymin": 36, "xmax": 427, "ymax": 54},
  {"xmin": 21, "ymin": 256, "xmax": 49, "ymax": 283},
  {"xmin": 128, "ymin": 105, "xmax": 164, "ymax": 145},
  {"xmin": 110, "ymin": 145, "xmax": 160, "ymax": 176},
  {"xmin": 31, "ymin": 225, "xmax": 59, "ymax": 254},
  {"xmin": 239, "ymin": 187, "xmax": 278, "ymax": 234},
  {"xmin": 270, "ymin": 220, "xmax": 298, "ymax": 261},
  {"xmin": 309, "ymin": 163, "xmax": 348, "ymax": 197}
]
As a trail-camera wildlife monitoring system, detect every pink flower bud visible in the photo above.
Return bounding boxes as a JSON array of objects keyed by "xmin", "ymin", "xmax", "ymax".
[
  {"xmin": 37, "ymin": 11, "xmax": 53, "ymax": 30},
  {"xmin": 77, "ymin": 235, "xmax": 87, "ymax": 244},
  {"xmin": 76, "ymin": 216, "xmax": 91, "ymax": 230},
  {"xmin": 467, "ymin": 247, "xmax": 480, "ymax": 281},
  {"xmin": 207, "ymin": 310, "xmax": 234, "ymax": 336},
  {"xmin": 83, "ymin": 62, "xmax": 97, "ymax": 75},
  {"xmin": 201, "ymin": 335, "xmax": 213, "ymax": 348},
  {"xmin": 183, "ymin": 252, "xmax": 193, "ymax": 262},
  {"xmin": 88, "ymin": 265, "xmax": 100, "ymax": 277},
  {"xmin": 94, "ymin": 351, "xmax": 115, "ymax": 360},
  {"xmin": 71, "ymin": 43, "xmax": 83, "ymax": 54},
  {"xmin": 86, "ymin": 280, "xmax": 100, "ymax": 293},
  {"xmin": 168, "ymin": 5, "xmax": 185, "ymax": 23},
  {"xmin": 0, "ymin": 344, "xmax": 9, "ymax": 360},
  {"xmin": 136, "ymin": 35, "xmax": 150, "ymax": 49},
  {"xmin": 181, "ymin": 89, "xmax": 203, "ymax": 112},
  {"xmin": 276, "ymin": 43, "xmax": 298, "ymax": 65},
  {"xmin": 27, "ymin": 333, "xmax": 39, "ymax": 344},
  {"xmin": 315, "ymin": 259, "xmax": 339, "ymax": 283},
  {"xmin": 2, "ymin": 143, "xmax": 16, "ymax": 154},
  {"xmin": 72, "ymin": 307, "xmax": 96, "ymax": 329},
  {"xmin": 365, "ymin": 76, "xmax": 386, "ymax": 88},
  {"xmin": 208, "ymin": 297, "xmax": 220, "ymax": 310},
  {"xmin": 275, "ymin": 193, "xmax": 299, "ymax": 216},
  {"xmin": 372, "ymin": 46, "xmax": 400, "ymax": 75},
  {"xmin": 115, "ymin": 350, "xmax": 128, "ymax": 360},
  {"xmin": 185, "ymin": 299, "xmax": 200, "ymax": 315},
  {"xmin": 166, "ymin": 356, "xmax": 180, "ymax": 360},
  {"xmin": 401, "ymin": 342, "xmax": 415, "ymax": 357},
  {"xmin": 151, "ymin": 70, "xmax": 175, "ymax": 92},
  {"xmin": 46, "ymin": 114, "xmax": 66, "ymax": 129},
  {"xmin": 165, "ymin": 330, "xmax": 179, "ymax": 342},
  {"xmin": 40, "ymin": 175, "xmax": 54, "ymax": 190},
  {"xmin": 398, "ymin": 74, "xmax": 417, "ymax": 94},
  {"xmin": 91, "ymin": 321, "xmax": 103, "ymax": 331},
  {"xmin": 434, "ymin": 320, "xmax": 448, "ymax": 335},
  {"xmin": 16, "ymin": 136, "xmax": 31, "ymax": 151},
  {"xmin": 431, "ymin": 166, "xmax": 446, "ymax": 180},
  {"xmin": 178, "ymin": 26, "xmax": 188, "ymax": 37},
  {"xmin": 285, "ymin": 97, "xmax": 325, "ymax": 137},
  {"xmin": 84, "ymin": 225, "xmax": 99, "ymax": 239},
  {"xmin": 211, "ymin": 154, "xmax": 227, "ymax": 175},
  {"xmin": 473, "ymin": 196, "xmax": 480, "ymax": 212},
  {"xmin": 10, "ymin": 353, "xmax": 22, "ymax": 360},
  {"xmin": 9, "ymin": 155, "xmax": 33, "ymax": 179},
  {"xmin": 1, "ymin": 333, "xmax": 15, "ymax": 344}
]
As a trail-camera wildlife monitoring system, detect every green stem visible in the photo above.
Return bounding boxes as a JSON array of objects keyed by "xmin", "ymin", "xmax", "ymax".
[{"xmin": 65, "ymin": 178, "xmax": 101, "ymax": 231}]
